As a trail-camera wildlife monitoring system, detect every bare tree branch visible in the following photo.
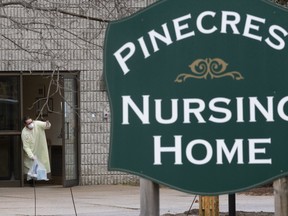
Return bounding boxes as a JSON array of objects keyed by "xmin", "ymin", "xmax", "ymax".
[
  {"xmin": 0, "ymin": 1, "xmax": 111, "ymax": 22},
  {"xmin": 0, "ymin": 0, "xmax": 145, "ymax": 118},
  {"xmin": 0, "ymin": 33, "xmax": 51, "ymax": 57}
]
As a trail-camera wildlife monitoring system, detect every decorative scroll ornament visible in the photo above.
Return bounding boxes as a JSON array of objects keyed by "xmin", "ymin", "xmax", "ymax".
[{"xmin": 175, "ymin": 58, "xmax": 244, "ymax": 83}]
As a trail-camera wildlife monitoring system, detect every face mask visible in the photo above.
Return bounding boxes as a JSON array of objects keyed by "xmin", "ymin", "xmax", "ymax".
[{"xmin": 27, "ymin": 123, "xmax": 34, "ymax": 129}]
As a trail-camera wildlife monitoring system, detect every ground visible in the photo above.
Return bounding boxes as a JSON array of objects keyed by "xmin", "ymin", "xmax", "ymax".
[
  {"xmin": 162, "ymin": 211, "xmax": 273, "ymax": 216},
  {"xmin": 162, "ymin": 187, "xmax": 274, "ymax": 216}
]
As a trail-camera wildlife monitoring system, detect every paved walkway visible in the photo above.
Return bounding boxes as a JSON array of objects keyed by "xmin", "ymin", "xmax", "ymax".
[{"xmin": 0, "ymin": 185, "xmax": 274, "ymax": 216}]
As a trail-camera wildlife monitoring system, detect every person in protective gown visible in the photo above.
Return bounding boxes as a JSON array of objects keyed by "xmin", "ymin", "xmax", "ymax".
[{"xmin": 21, "ymin": 116, "xmax": 51, "ymax": 178}]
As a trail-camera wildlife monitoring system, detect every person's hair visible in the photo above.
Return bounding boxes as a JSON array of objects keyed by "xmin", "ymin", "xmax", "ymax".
[{"xmin": 23, "ymin": 116, "xmax": 31, "ymax": 124}]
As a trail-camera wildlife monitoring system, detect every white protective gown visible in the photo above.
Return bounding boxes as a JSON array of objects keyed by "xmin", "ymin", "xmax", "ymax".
[{"xmin": 21, "ymin": 120, "xmax": 51, "ymax": 174}]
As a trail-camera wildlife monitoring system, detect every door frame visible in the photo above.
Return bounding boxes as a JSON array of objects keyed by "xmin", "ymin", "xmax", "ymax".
[
  {"xmin": 0, "ymin": 71, "xmax": 80, "ymax": 187},
  {"xmin": 61, "ymin": 74, "xmax": 80, "ymax": 187}
]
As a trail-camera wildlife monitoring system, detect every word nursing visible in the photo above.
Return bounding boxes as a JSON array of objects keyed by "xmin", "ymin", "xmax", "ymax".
[{"xmin": 121, "ymin": 95, "xmax": 288, "ymax": 166}]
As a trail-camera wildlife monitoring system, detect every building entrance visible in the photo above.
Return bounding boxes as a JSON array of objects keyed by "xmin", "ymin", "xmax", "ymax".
[{"xmin": 0, "ymin": 73, "xmax": 79, "ymax": 187}]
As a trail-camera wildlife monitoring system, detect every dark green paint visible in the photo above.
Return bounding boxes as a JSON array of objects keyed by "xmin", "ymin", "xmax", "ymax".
[{"xmin": 104, "ymin": 0, "xmax": 288, "ymax": 195}]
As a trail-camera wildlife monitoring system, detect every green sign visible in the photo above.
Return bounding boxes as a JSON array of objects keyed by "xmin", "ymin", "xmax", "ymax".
[{"xmin": 104, "ymin": 0, "xmax": 288, "ymax": 195}]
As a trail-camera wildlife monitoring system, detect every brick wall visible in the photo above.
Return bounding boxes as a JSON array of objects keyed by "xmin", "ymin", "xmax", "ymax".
[{"xmin": 0, "ymin": 0, "xmax": 156, "ymax": 185}]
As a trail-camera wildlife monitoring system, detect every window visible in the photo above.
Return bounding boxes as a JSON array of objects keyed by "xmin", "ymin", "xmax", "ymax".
[{"xmin": 0, "ymin": 76, "xmax": 20, "ymax": 131}]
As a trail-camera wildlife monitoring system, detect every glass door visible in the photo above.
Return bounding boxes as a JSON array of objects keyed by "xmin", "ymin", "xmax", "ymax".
[
  {"xmin": 0, "ymin": 76, "xmax": 21, "ymax": 186},
  {"xmin": 62, "ymin": 76, "xmax": 79, "ymax": 187}
]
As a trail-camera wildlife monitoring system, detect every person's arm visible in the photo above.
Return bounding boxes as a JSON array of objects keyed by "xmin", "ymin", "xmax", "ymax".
[
  {"xmin": 36, "ymin": 120, "xmax": 51, "ymax": 130},
  {"xmin": 22, "ymin": 134, "xmax": 35, "ymax": 160}
]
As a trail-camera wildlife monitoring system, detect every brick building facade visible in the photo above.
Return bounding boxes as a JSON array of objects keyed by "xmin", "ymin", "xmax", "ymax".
[{"xmin": 0, "ymin": 0, "xmax": 155, "ymax": 187}]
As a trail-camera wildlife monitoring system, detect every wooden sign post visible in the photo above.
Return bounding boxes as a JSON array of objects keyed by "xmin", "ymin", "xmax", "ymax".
[
  {"xmin": 199, "ymin": 196, "xmax": 219, "ymax": 216},
  {"xmin": 274, "ymin": 177, "xmax": 288, "ymax": 216}
]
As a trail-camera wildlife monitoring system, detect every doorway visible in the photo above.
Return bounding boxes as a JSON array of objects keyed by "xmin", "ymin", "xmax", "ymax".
[
  {"xmin": 0, "ymin": 72, "xmax": 79, "ymax": 187},
  {"xmin": 23, "ymin": 75, "xmax": 61, "ymax": 185}
]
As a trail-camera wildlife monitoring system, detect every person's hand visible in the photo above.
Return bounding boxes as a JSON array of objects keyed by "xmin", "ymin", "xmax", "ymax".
[
  {"xmin": 46, "ymin": 120, "xmax": 51, "ymax": 127},
  {"xmin": 31, "ymin": 155, "xmax": 37, "ymax": 160}
]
